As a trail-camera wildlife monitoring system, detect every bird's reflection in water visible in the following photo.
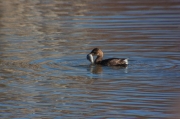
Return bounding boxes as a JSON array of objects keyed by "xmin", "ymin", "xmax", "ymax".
[
  {"xmin": 88, "ymin": 64, "xmax": 128, "ymax": 74},
  {"xmin": 88, "ymin": 64, "xmax": 103, "ymax": 74}
]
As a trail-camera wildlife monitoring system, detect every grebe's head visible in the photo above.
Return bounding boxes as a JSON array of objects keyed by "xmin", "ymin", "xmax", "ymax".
[
  {"xmin": 90, "ymin": 48, "xmax": 103, "ymax": 57},
  {"xmin": 87, "ymin": 48, "xmax": 104, "ymax": 64}
]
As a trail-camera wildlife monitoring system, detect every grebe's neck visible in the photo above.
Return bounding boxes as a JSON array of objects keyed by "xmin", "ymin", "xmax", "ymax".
[
  {"xmin": 95, "ymin": 56, "xmax": 103, "ymax": 64},
  {"xmin": 95, "ymin": 50, "xmax": 103, "ymax": 64}
]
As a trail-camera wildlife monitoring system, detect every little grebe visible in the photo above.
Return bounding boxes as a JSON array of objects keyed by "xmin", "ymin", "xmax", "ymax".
[{"xmin": 87, "ymin": 48, "xmax": 128, "ymax": 66}]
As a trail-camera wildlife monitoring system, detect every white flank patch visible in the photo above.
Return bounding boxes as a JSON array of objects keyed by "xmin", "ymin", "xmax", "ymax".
[{"xmin": 124, "ymin": 59, "xmax": 128, "ymax": 64}]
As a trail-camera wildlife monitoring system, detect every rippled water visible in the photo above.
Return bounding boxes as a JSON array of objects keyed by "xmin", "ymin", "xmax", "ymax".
[{"xmin": 0, "ymin": 0, "xmax": 180, "ymax": 119}]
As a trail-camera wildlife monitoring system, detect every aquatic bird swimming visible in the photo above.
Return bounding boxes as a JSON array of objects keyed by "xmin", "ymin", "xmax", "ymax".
[{"xmin": 87, "ymin": 48, "xmax": 128, "ymax": 66}]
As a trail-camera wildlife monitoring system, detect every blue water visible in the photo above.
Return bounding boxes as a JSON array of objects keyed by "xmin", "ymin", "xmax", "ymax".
[{"xmin": 0, "ymin": 0, "xmax": 180, "ymax": 119}]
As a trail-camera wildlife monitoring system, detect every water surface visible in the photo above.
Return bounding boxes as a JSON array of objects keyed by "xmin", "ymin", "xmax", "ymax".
[{"xmin": 0, "ymin": 0, "xmax": 180, "ymax": 119}]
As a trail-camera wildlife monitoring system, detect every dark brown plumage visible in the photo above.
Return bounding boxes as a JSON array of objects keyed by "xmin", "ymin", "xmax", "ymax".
[{"xmin": 87, "ymin": 48, "xmax": 128, "ymax": 66}]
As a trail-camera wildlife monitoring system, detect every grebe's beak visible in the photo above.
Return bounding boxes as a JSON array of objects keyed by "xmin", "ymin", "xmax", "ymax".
[{"xmin": 87, "ymin": 53, "xmax": 94, "ymax": 64}]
